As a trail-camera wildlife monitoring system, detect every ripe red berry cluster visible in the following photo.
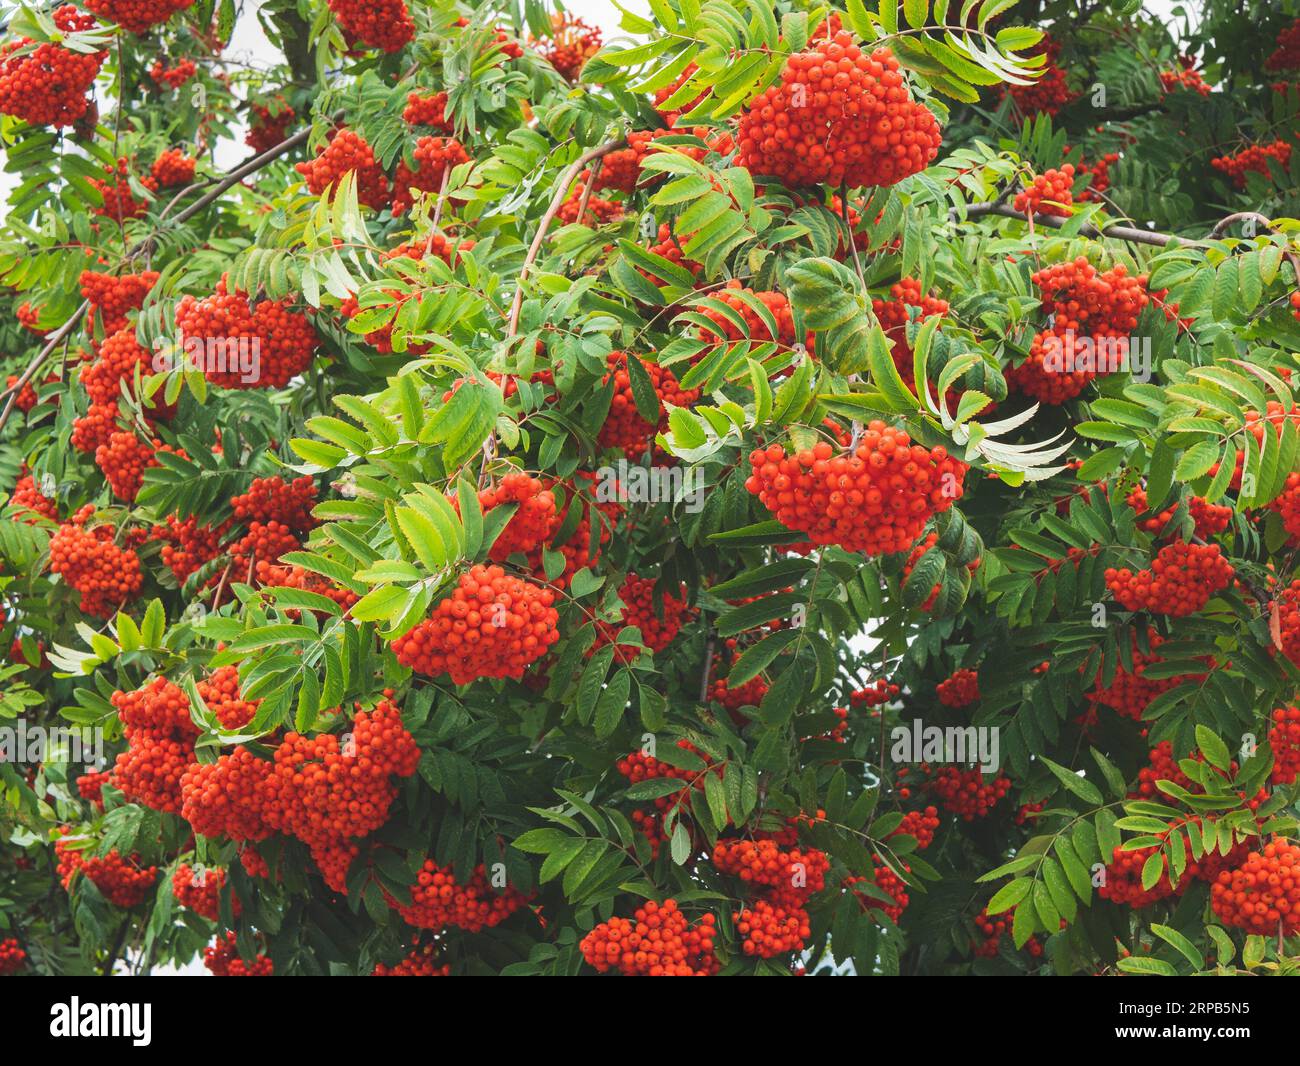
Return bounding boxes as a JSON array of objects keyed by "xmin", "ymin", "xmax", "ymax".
[
  {"xmin": 1211, "ymin": 840, "xmax": 1300, "ymax": 935},
  {"xmin": 150, "ymin": 58, "xmax": 196, "ymax": 89},
  {"xmin": 180, "ymin": 699, "xmax": 419, "ymax": 890},
  {"xmin": 893, "ymin": 806, "xmax": 941, "ymax": 850},
  {"xmin": 556, "ymin": 171, "xmax": 622, "ymax": 226},
  {"xmin": 387, "ymin": 860, "xmax": 529, "ymax": 932},
  {"xmin": 597, "ymin": 351, "xmax": 700, "ymax": 459},
  {"xmin": 1160, "ymin": 64, "xmax": 1211, "ymax": 95},
  {"xmin": 873, "ymin": 277, "xmax": 948, "ymax": 388},
  {"xmin": 231, "ymin": 475, "xmax": 318, "ymax": 534},
  {"xmin": 96, "ymin": 431, "xmax": 181, "ymax": 502},
  {"xmin": 0, "ymin": 7, "xmax": 105, "ymax": 128},
  {"xmin": 10, "ymin": 474, "xmax": 57, "ymax": 522},
  {"xmin": 150, "ymin": 148, "xmax": 196, "ymax": 188},
  {"xmin": 1127, "ymin": 485, "xmax": 1232, "ymax": 539},
  {"xmin": 716, "ymin": 835, "xmax": 829, "ymax": 958},
  {"xmin": 403, "ymin": 91, "xmax": 452, "ymax": 130},
  {"xmin": 197, "ymin": 665, "xmax": 260, "ymax": 730},
  {"xmin": 925, "ymin": 765, "xmax": 1011, "ymax": 820},
  {"xmin": 49, "ymin": 505, "xmax": 144, "ymax": 618},
  {"xmin": 1087, "ymin": 630, "xmax": 1206, "ymax": 720},
  {"xmin": 391, "ymin": 136, "xmax": 470, "ymax": 213},
  {"xmin": 698, "ymin": 282, "xmax": 811, "ymax": 359},
  {"xmin": 372, "ymin": 946, "xmax": 451, "ymax": 976},
  {"xmin": 0, "ymin": 937, "xmax": 25, "ymax": 975},
  {"xmin": 296, "ymin": 129, "xmax": 391, "ymax": 209},
  {"xmin": 1268, "ymin": 21, "xmax": 1300, "ymax": 71},
  {"xmin": 971, "ymin": 905, "xmax": 1044, "ymax": 958},
  {"xmin": 737, "ymin": 33, "xmax": 942, "ymax": 189},
  {"xmin": 55, "ymin": 833, "xmax": 157, "ymax": 907},
  {"xmin": 1010, "ymin": 257, "xmax": 1150, "ymax": 404},
  {"xmin": 391, "ymin": 564, "xmax": 560, "ymax": 684},
  {"xmin": 535, "ymin": 14, "xmax": 602, "ymax": 82},
  {"xmin": 80, "ymin": 270, "xmax": 160, "ymax": 336},
  {"xmin": 581, "ymin": 899, "xmax": 717, "ymax": 975},
  {"xmin": 1004, "ymin": 36, "xmax": 1076, "ymax": 115},
  {"xmin": 524, "ymin": 472, "xmax": 622, "ymax": 589},
  {"xmin": 110, "ymin": 676, "xmax": 198, "ymax": 814},
  {"xmin": 903, "ymin": 532, "xmax": 980, "ymax": 611},
  {"xmin": 246, "ymin": 100, "xmax": 294, "ymax": 153},
  {"xmin": 1105, "ymin": 539, "xmax": 1233, "ymax": 616},
  {"xmin": 203, "ymin": 931, "xmax": 273, "ymax": 976},
  {"xmin": 77, "ymin": 769, "xmax": 111, "ymax": 809},
  {"xmin": 1067, "ymin": 148, "xmax": 1120, "ymax": 202},
  {"xmin": 327, "ymin": 0, "xmax": 414, "ymax": 53},
  {"xmin": 937, "ymin": 667, "xmax": 979, "ymax": 707},
  {"xmin": 84, "ymin": 0, "xmax": 193, "ymax": 32},
  {"xmin": 745, "ymin": 427, "xmax": 968, "ymax": 556},
  {"xmin": 653, "ymin": 62, "xmax": 707, "ymax": 124},
  {"xmin": 593, "ymin": 574, "xmax": 692, "ymax": 657},
  {"xmin": 1269, "ymin": 706, "xmax": 1300, "ymax": 785},
  {"xmin": 851, "ymin": 679, "xmax": 900, "ymax": 707},
  {"xmin": 174, "ymin": 276, "xmax": 319, "ymax": 389},
  {"xmin": 92, "ymin": 157, "xmax": 159, "ymax": 222},
  {"xmin": 1014, "ymin": 165, "xmax": 1075, "ymax": 218},
  {"xmin": 1212, "ymin": 140, "xmax": 1292, "ymax": 188},
  {"xmin": 476, "ymin": 473, "xmax": 557, "ymax": 560},
  {"xmin": 172, "ymin": 863, "xmax": 238, "ymax": 921}
]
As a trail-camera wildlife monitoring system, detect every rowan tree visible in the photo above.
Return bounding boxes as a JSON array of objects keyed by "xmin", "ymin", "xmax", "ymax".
[{"xmin": 2, "ymin": 0, "xmax": 1300, "ymax": 978}]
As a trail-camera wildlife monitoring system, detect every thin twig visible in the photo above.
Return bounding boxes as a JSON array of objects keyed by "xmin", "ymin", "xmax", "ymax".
[{"xmin": 506, "ymin": 137, "xmax": 625, "ymax": 338}]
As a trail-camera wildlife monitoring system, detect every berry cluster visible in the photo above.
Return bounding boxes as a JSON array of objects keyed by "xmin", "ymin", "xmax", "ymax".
[
  {"xmin": 296, "ymin": 129, "xmax": 391, "ymax": 209},
  {"xmin": 1268, "ymin": 21, "xmax": 1300, "ymax": 71},
  {"xmin": 197, "ymin": 665, "xmax": 259, "ymax": 730},
  {"xmin": 111, "ymin": 676, "xmax": 198, "ymax": 814},
  {"xmin": 1011, "ymin": 257, "xmax": 1150, "ymax": 404},
  {"xmin": 80, "ymin": 270, "xmax": 160, "ymax": 336},
  {"xmin": 873, "ymin": 277, "xmax": 949, "ymax": 393},
  {"xmin": 715, "ymin": 834, "xmax": 829, "ymax": 957},
  {"xmin": 10, "ymin": 474, "xmax": 57, "ymax": 522},
  {"xmin": 0, "ymin": 7, "xmax": 105, "ymax": 128},
  {"xmin": 92, "ymin": 157, "xmax": 158, "ymax": 222},
  {"xmin": 372, "ymin": 947, "xmax": 451, "ymax": 976},
  {"xmin": 597, "ymin": 351, "xmax": 699, "ymax": 459},
  {"xmin": 151, "ymin": 148, "xmax": 196, "ymax": 188},
  {"xmin": 1127, "ymin": 485, "xmax": 1232, "ymax": 539},
  {"xmin": 391, "ymin": 565, "xmax": 560, "ymax": 684},
  {"xmin": 936, "ymin": 667, "xmax": 979, "ymax": 708},
  {"xmin": 1269, "ymin": 706, "xmax": 1300, "ymax": 785},
  {"xmin": 387, "ymin": 860, "xmax": 529, "ymax": 932},
  {"xmin": 327, "ymin": 0, "xmax": 414, "ymax": 53},
  {"xmin": 972, "ymin": 906, "xmax": 1043, "ymax": 958},
  {"xmin": 893, "ymin": 806, "xmax": 941, "ymax": 850},
  {"xmin": 1087, "ymin": 630, "xmax": 1207, "ymax": 720},
  {"xmin": 1004, "ymin": 36, "xmax": 1076, "ymax": 115},
  {"xmin": 850, "ymin": 680, "xmax": 900, "ymax": 707},
  {"xmin": 96, "ymin": 432, "xmax": 181, "ymax": 502},
  {"xmin": 172, "ymin": 863, "xmax": 237, "ymax": 921},
  {"xmin": 246, "ymin": 100, "xmax": 294, "ymax": 153},
  {"xmin": 925, "ymin": 765, "xmax": 1011, "ymax": 820},
  {"xmin": 0, "ymin": 938, "xmax": 25, "ymax": 975},
  {"xmin": 203, "ymin": 931, "xmax": 273, "ymax": 976},
  {"xmin": 1210, "ymin": 840, "xmax": 1300, "ymax": 935},
  {"xmin": 745, "ymin": 427, "xmax": 967, "ymax": 556},
  {"xmin": 1211, "ymin": 140, "xmax": 1292, "ymax": 188},
  {"xmin": 391, "ymin": 136, "xmax": 470, "ymax": 213},
  {"xmin": 1014, "ymin": 165, "xmax": 1075, "ymax": 219},
  {"xmin": 150, "ymin": 58, "xmax": 196, "ymax": 90},
  {"xmin": 174, "ymin": 276, "xmax": 319, "ymax": 389},
  {"xmin": 1105, "ymin": 540, "xmax": 1234, "ymax": 617},
  {"xmin": 180, "ymin": 699, "xmax": 419, "ymax": 890},
  {"xmin": 84, "ymin": 0, "xmax": 194, "ymax": 33},
  {"xmin": 403, "ymin": 91, "xmax": 452, "ymax": 130},
  {"xmin": 737, "ymin": 33, "xmax": 942, "ymax": 189},
  {"xmin": 697, "ymin": 282, "xmax": 811, "ymax": 359},
  {"xmin": 475, "ymin": 473, "xmax": 557, "ymax": 561},
  {"xmin": 1160, "ymin": 64, "xmax": 1211, "ymax": 96},
  {"xmin": 49, "ymin": 505, "xmax": 144, "ymax": 618},
  {"xmin": 593, "ymin": 574, "xmax": 692, "ymax": 658},
  {"xmin": 231, "ymin": 475, "xmax": 318, "ymax": 534},
  {"xmin": 581, "ymin": 899, "xmax": 717, "ymax": 975},
  {"xmin": 55, "ymin": 834, "xmax": 157, "ymax": 907},
  {"xmin": 534, "ymin": 14, "xmax": 602, "ymax": 82}
]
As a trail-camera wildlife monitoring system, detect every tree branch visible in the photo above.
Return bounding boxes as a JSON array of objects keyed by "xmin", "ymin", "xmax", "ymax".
[
  {"xmin": 506, "ymin": 137, "xmax": 625, "ymax": 339},
  {"xmin": 950, "ymin": 201, "xmax": 1199, "ymax": 248}
]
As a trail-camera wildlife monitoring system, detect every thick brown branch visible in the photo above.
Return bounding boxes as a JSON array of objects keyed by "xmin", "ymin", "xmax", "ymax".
[{"xmin": 950, "ymin": 201, "xmax": 1198, "ymax": 247}]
